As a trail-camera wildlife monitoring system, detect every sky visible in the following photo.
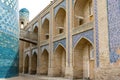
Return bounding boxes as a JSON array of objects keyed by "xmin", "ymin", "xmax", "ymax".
[{"xmin": 19, "ymin": 0, "xmax": 52, "ymax": 21}]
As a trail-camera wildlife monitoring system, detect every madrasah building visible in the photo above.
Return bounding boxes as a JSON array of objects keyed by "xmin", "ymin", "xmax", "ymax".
[{"xmin": 19, "ymin": 0, "xmax": 120, "ymax": 80}]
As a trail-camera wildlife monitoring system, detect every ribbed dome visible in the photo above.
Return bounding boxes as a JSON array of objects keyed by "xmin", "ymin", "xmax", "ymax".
[{"xmin": 19, "ymin": 8, "xmax": 29, "ymax": 13}]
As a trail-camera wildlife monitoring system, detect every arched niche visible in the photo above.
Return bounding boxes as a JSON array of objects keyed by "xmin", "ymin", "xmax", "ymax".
[
  {"xmin": 40, "ymin": 49, "xmax": 49, "ymax": 75},
  {"xmin": 54, "ymin": 8, "xmax": 66, "ymax": 36},
  {"xmin": 74, "ymin": 0, "xmax": 93, "ymax": 28},
  {"xmin": 73, "ymin": 38, "xmax": 94, "ymax": 79},
  {"xmin": 52, "ymin": 44, "xmax": 66, "ymax": 77},
  {"xmin": 41, "ymin": 18, "xmax": 49, "ymax": 41}
]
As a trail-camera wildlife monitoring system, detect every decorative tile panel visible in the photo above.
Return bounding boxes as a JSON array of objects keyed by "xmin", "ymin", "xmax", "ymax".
[
  {"xmin": 54, "ymin": 0, "xmax": 66, "ymax": 16},
  {"xmin": 41, "ymin": 13, "xmax": 50, "ymax": 25},
  {"xmin": 40, "ymin": 44, "xmax": 49, "ymax": 53},
  {"xmin": 67, "ymin": 0, "xmax": 70, "ymax": 66},
  {"xmin": 53, "ymin": 39, "xmax": 66, "ymax": 52},
  {"xmin": 25, "ymin": 51, "xmax": 31, "ymax": 56},
  {"xmin": 94, "ymin": 0, "xmax": 99, "ymax": 67},
  {"xmin": 72, "ymin": 30, "xmax": 94, "ymax": 48},
  {"xmin": 32, "ymin": 48, "xmax": 38, "ymax": 55},
  {"xmin": 0, "ymin": 0, "xmax": 19, "ymax": 78},
  {"xmin": 107, "ymin": 0, "xmax": 120, "ymax": 63}
]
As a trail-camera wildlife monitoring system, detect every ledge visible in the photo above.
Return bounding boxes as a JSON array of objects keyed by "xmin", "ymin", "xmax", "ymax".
[
  {"xmin": 24, "ymin": 47, "xmax": 31, "ymax": 52},
  {"xmin": 40, "ymin": 39, "xmax": 49, "ymax": 46},
  {"xmin": 31, "ymin": 46, "xmax": 38, "ymax": 50},
  {"xmin": 53, "ymin": 33, "xmax": 66, "ymax": 42},
  {"xmin": 72, "ymin": 21, "xmax": 94, "ymax": 36}
]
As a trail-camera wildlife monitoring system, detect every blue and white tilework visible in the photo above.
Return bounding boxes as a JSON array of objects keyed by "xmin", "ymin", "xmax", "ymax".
[
  {"xmin": 94, "ymin": 0, "xmax": 99, "ymax": 67},
  {"xmin": 107, "ymin": 0, "xmax": 120, "ymax": 63},
  {"xmin": 0, "ymin": 0, "xmax": 19, "ymax": 78},
  {"xmin": 53, "ymin": 39, "xmax": 66, "ymax": 52},
  {"xmin": 19, "ymin": 8, "xmax": 29, "ymax": 21},
  {"xmin": 32, "ymin": 48, "xmax": 38, "ymax": 55},
  {"xmin": 40, "ymin": 45, "xmax": 49, "ymax": 54},
  {"xmin": 54, "ymin": 0, "xmax": 66, "ymax": 16},
  {"xmin": 41, "ymin": 13, "xmax": 50, "ymax": 25},
  {"xmin": 72, "ymin": 30, "xmax": 94, "ymax": 48}
]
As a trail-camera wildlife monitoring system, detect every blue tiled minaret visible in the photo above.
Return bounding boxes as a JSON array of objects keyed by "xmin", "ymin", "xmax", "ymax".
[
  {"xmin": 19, "ymin": 8, "xmax": 29, "ymax": 28},
  {"xmin": 0, "ymin": 0, "xmax": 19, "ymax": 78}
]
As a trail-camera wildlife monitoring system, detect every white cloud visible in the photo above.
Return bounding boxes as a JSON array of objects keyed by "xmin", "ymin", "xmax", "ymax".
[{"xmin": 19, "ymin": 0, "xmax": 52, "ymax": 21}]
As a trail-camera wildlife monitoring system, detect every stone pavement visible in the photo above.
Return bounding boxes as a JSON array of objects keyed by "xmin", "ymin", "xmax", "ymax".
[
  {"xmin": 0, "ymin": 74, "xmax": 85, "ymax": 80},
  {"xmin": 0, "ymin": 74, "xmax": 71, "ymax": 80}
]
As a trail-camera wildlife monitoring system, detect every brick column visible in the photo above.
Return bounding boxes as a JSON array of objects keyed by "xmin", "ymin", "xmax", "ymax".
[
  {"xmin": 48, "ymin": 5, "xmax": 54, "ymax": 77},
  {"xmin": 29, "ymin": 44, "xmax": 33, "ymax": 74},
  {"xmin": 37, "ymin": 19, "xmax": 41, "ymax": 75},
  {"xmin": 96, "ymin": 0, "xmax": 110, "ymax": 67},
  {"xmin": 65, "ymin": 0, "xmax": 73, "ymax": 78}
]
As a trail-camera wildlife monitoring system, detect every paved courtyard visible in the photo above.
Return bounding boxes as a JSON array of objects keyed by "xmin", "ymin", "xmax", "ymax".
[{"xmin": 0, "ymin": 74, "xmax": 73, "ymax": 80}]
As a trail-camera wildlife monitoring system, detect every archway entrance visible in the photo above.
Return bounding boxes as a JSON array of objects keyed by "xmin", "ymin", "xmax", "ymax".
[
  {"xmin": 40, "ymin": 49, "xmax": 49, "ymax": 75},
  {"xmin": 31, "ymin": 53, "xmax": 37, "ymax": 74},
  {"xmin": 53, "ymin": 45, "xmax": 66, "ymax": 77},
  {"xmin": 73, "ymin": 38, "xmax": 94, "ymax": 79},
  {"xmin": 24, "ymin": 55, "xmax": 29, "ymax": 74}
]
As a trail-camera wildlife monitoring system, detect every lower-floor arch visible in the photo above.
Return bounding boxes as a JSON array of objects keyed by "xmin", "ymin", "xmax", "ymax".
[
  {"xmin": 52, "ymin": 44, "xmax": 66, "ymax": 77},
  {"xmin": 40, "ymin": 49, "xmax": 49, "ymax": 75},
  {"xmin": 30, "ymin": 52, "xmax": 37, "ymax": 74},
  {"xmin": 24, "ymin": 55, "xmax": 29, "ymax": 74},
  {"xmin": 73, "ymin": 38, "xmax": 95, "ymax": 79}
]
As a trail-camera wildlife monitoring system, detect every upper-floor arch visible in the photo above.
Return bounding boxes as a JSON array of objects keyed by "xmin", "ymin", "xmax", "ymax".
[
  {"xmin": 54, "ymin": 7, "xmax": 66, "ymax": 36},
  {"xmin": 54, "ymin": 0, "xmax": 66, "ymax": 16},
  {"xmin": 74, "ymin": 0, "xmax": 93, "ymax": 28},
  {"xmin": 41, "ymin": 18, "xmax": 49, "ymax": 41}
]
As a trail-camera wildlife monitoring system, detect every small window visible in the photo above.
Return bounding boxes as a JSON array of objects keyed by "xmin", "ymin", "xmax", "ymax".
[
  {"xmin": 79, "ymin": 19, "xmax": 83, "ymax": 25},
  {"xmin": 46, "ymin": 35, "xmax": 49, "ymax": 39},
  {"xmin": 57, "ymin": 27, "xmax": 64, "ymax": 34},
  {"xmin": 21, "ymin": 22, "xmax": 24, "ymax": 25},
  {"xmin": 75, "ymin": 15, "xmax": 84, "ymax": 25},
  {"xmin": 59, "ymin": 29, "xmax": 63, "ymax": 34},
  {"xmin": 21, "ymin": 22, "xmax": 24, "ymax": 29},
  {"xmin": 45, "ymin": 33, "xmax": 49, "ymax": 40}
]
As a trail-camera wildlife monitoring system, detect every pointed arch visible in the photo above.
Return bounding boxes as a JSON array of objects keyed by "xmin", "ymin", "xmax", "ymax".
[
  {"xmin": 54, "ymin": 7, "xmax": 66, "ymax": 36},
  {"xmin": 73, "ymin": 37, "xmax": 95, "ymax": 79},
  {"xmin": 41, "ymin": 48, "xmax": 49, "ymax": 55},
  {"xmin": 74, "ymin": 37, "xmax": 94, "ymax": 49},
  {"xmin": 55, "ymin": 7, "xmax": 66, "ymax": 17},
  {"xmin": 33, "ymin": 26, "xmax": 38, "ymax": 33},
  {"xmin": 74, "ymin": 0, "xmax": 93, "ymax": 27},
  {"xmin": 32, "ymin": 25, "xmax": 38, "ymax": 41},
  {"xmin": 24, "ymin": 54, "xmax": 29, "ymax": 74},
  {"xmin": 42, "ymin": 18, "xmax": 49, "ymax": 25},
  {"xmin": 31, "ymin": 52, "xmax": 37, "ymax": 74},
  {"xmin": 41, "ymin": 18, "xmax": 49, "ymax": 41},
  {"xmin": 42, "ymin": 18, "xmax": 49, "ymax": 26},
  {"xmin": 54, "ymin": 43, "xmax": 66, "ymax": 53},
  {"xmin": 55, "ymin": 7, "xmax": 66, "ymax": 21},
  {"xmin": 40, "ymin": 49, "xmax": 49, "ymax": 75},
  {"xmin": 52, "ymin": 44, "xmax": 66, "ymax": 77}
]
